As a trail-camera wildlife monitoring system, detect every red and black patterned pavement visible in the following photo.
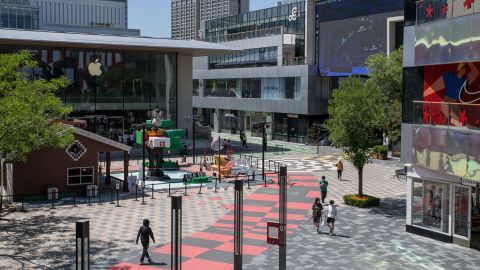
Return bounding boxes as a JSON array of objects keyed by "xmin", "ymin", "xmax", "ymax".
[{"xmin": 108, "ymin": 172, "xmax": 319, "ymax": 270}]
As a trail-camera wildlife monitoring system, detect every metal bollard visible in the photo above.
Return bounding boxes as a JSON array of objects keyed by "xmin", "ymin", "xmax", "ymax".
[
  {"xmin": 135, "ymin": 185, "xmax": 139, "ymax": 201},
  {"xmin": 247, "ymin": 173, "xmax": 251, "ymax": 189},
  {"xmin": 73, "ymin": 194, "xmax": 77, "ymax": 207},
  {"xmin": 21, "ymin": 197, "xmax": 25, "ymax": 212},
  {"xmin": 98, "ymin": 188, "xmax": 102, "ymax": 205},
  {"xmin": 116, "ymin": 188, "xmax": 121, "ymax": 207},
  {"xmin": 141, "ymin": 188, "xmax": 146, "ymax": 205},
  {"xmin": 110, "ymin": 189, "xmax": 115, "ymax": 204},
  {"xmin": 151, "ymin": 184, "xmax": 155, "ymax": 199},
  {"xmin": 184, "ymin": 181, "xmax": 188, "ymax": 196},
  {"xmin": 214, "ymin": 177, "xmax": 218, "ymax": 193},
  {"xmin": 168, "ymin": 182, "xmax": 172, "ymax": 197},
  {"xmin": 256, "ymin": 158, "xmax": 259, "ymax": 169},
  {"xmin": 1, "ymin": 195, "xmax": 3, "ymax": 216},
  {"xmin": 50, "ymin": 191, "xmax": 56, "ymax": 209},
  {"xmin": 198, "ymin": 181, "xmax": 203, "ymax": 194}
]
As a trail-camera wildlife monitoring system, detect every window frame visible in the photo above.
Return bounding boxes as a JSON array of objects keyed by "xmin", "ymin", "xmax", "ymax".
[{"xmin": 67, "ymin": 166, "xmax": 94, "ymax": 186}]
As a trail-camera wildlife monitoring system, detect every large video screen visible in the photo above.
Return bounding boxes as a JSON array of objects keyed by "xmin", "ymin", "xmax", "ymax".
[{"xmin": 316, "ymin": 0, "xmax": 403, "ymax": 75}]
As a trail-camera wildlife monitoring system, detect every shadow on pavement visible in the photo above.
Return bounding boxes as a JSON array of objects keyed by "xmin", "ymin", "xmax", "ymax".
[{"xmin": 367, "ymin": 196, "xmax": 406, "ymax": 220}]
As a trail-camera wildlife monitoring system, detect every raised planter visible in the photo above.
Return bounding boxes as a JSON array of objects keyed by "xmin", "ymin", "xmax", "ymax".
[{"xmin": 343, "ymin": 194, "xmax": 380, "ymax": 208}]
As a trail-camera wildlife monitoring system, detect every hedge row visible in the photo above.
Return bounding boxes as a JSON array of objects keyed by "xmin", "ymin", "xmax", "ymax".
[{"xmin": 343, "ymin": 194, "xmax": 380, "ymax": 208}]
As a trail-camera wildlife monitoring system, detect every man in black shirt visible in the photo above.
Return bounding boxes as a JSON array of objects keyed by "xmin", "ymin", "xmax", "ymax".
[{"xmin": 136, "ymin": 219, "xmax": 156, "ymax": 265}]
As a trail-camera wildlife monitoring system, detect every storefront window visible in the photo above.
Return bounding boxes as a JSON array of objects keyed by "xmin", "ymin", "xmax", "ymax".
[{"xmin": 412, "ymin": 179, "xmax": 450, "ymax": 234}]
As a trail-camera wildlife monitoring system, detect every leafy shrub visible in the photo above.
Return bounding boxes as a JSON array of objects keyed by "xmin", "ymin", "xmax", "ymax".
[
  {"xmin": 372, "ymin": 145, "xmax": 388, "ymax": 155},
  {"xmin": 343, "ymin": 194, "xmax": 380, "ymax": 208}
]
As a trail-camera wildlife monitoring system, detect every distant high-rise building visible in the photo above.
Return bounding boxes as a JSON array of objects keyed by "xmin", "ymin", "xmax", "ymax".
[
  {"xmin": 30, "ymin": 0, "xmax": 140, "ymax": 36},
  {"xmin": 0, "ymin": 0, "xmax": 40, "ymax": 30},
  {"xmin": 171, "ymin": 0, "xmax": 249, "ymax": 40}
]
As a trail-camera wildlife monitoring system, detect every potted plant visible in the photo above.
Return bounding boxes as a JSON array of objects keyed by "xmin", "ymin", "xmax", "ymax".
[{"xmin": 372, "ymin": 145, "xmax": 388, "ymax": 160}]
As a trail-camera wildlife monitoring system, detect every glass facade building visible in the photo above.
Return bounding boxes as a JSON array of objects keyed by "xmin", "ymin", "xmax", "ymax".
[
  {"xmin": 0, "ymin": 0, "xmax": 39, "ymax": 30},
  {"xmin": 0, "ymin": 45, "xmax": 177, "ymax": 137},
  {"xmin": 403, "ymin": 0, "xmax": 480, "ymax": 250}
]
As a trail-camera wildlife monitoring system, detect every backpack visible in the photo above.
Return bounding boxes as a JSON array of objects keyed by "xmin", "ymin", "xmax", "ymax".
[{"xmin": 320, "ymin": 181, "xmax": 327, "ymax": 190}]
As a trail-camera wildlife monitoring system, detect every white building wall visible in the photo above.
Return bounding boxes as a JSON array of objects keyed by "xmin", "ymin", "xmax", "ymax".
[{"xmin": 31, "ymin": 0, "xmax": 127, "ymax": 29}]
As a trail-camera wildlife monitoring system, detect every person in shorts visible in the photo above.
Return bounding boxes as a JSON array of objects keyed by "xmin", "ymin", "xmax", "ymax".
[
  {"xmin": 326, "ymin": 200, "xmax": 337, "ymax": 236},
  {"xmin": 312, "ymin": 197, "xmax": 323, "ymax": 233}
]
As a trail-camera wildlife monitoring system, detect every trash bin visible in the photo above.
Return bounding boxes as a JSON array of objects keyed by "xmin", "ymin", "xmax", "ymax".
[
  {"xmin": 47, "ymin": 187, "xmax": 58, "ymax": 200},
  {"xmin": 87, "ymin": 185, "xmax": 98, "ymax": 197}
]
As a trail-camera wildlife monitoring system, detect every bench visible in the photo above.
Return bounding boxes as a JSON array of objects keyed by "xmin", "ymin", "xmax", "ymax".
[{"xmin": 395, "ymin": 167, "xmax": 407, "ymax": 180}]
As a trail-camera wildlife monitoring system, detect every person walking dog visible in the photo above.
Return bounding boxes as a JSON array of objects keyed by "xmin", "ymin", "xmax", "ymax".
[
  {"xmin": 336, "ymin": 159, "xmax": 343, "ymax": 180},
  {"xmin": 136, "ymin": 219, "xmax": 156, "ymax": 265}
]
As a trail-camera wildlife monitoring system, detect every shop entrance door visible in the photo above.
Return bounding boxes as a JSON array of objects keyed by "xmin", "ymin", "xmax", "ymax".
[
  {"xmin": 453, "ymin": 185, "xmax": 471, "ymax": 247},
  {"xmin": 471, "ymin": 187, "xmax": 480, "ymax": 250}
]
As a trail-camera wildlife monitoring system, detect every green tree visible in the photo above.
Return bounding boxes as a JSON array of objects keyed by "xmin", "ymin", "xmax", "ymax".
[
  {"xmin": 0, "ymin": 50, "xmax": 74, "ymax": 164},
  {"xmin": 365, "ymin": 46, "xmax": 403, "ymax": 144},
  {"xmin": 324, "ymin": 77, "xmax": 386, "ymax": 197}
]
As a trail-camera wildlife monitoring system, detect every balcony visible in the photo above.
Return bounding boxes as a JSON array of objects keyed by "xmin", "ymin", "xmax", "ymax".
[{"xmin": 411, "ymin": 101, "xmax": 480, "ymax": 181}]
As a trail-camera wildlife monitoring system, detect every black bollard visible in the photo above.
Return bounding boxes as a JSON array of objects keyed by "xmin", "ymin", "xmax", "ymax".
[
  {"xmin": 141, "ymin": 187, "xmax": 146, "ymax": 205},
  {"xmin": 73, "ymin": 193, "xmax": 77, "ymax": 207},
  {"xmin": 50, "ymin": 191, "xmax": 55, "ymax": 209},
  {"xmin": 168, "ymin": 182, "xmax": 171, "ymax": 197},
  {"xmin": 21, "ymin": 197, "xmax": 25, "ymax": 212},
  {"xmin": 110, "ymin": 188, "xmax": 115, "ymax": 204},
  {"xmin": 151, "ymin": 184, "xmax": 155, "ymax": 199},
  {"xmin": 116, "ymin": 188, "xmax": 121, "ymax": 207},
  {"xmin": 198, "ymin": 181, "xmax": 203, "ymax": 194},
  {"xmin": 247, "ymin": 173, "xmax": 251, "ymax": 189},
  {"xmin": 135, "ymin": 184, "xmax": 139, "ymax": 201},
  {"xmin": 184, "ymin": 181, "xmax": 188, "ymax": 196}
]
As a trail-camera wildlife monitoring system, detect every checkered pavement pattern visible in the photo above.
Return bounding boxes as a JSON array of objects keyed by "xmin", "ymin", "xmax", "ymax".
[
  {"xmin": 0, "ymin": 186, "xmax": 257, "ymax": 269},
  {"xmin": 108, "ymin": 173, "xmax": 320, "ymax": 270}
]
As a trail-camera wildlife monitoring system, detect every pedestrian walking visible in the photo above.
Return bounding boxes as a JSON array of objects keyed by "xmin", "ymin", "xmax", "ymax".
[
  {"xmin": 136, "ymin": 219, "xmax": 156, "ymax": 265},
  {"xmin": 336, "ymin": 159, "xmax": 343, "ymax": 180},
  {"xmin": 319, "ymin": 176, "xmax": 328, "ymax": 203},
  {"xmin": 326, "ymin": 200, "xmax": 337, "ymax": 236},
  {"xmin": 240, "ymin": 131, "xmax": 248, "ymax": 149},
  {"xmin": 312, "ymin": 197, "xmax": 323, "ymax": 233}
]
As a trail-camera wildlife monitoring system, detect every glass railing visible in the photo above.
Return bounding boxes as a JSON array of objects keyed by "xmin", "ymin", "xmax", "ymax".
[
  {"xmin": 416, "ymin": 0, "xmax": 479, "ymax": 25},
  {"xmin": 282, "ymin": 57, "xmax": 305, "ymax": 66},
  {"xmin": 204, "ymin": 27, "xmax": 283, "ymax": 43},
  {"xmin": 411, "ymin": 101, "xmax": 480, "ymax": 181}
]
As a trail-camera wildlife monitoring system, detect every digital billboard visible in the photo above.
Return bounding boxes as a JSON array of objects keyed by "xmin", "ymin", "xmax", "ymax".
[{"xmin": 316, "ymin": 0, "xmax": 403, "ymax": 76}]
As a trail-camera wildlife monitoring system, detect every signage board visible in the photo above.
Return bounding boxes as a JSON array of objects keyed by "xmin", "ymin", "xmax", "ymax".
[
  {"xmin": 462, "ymin": 178, "xmax": 477, "ymax": 187},
  {"xmin": 267, "ymin": 222, "xmax": 280, "ymax": 245}
]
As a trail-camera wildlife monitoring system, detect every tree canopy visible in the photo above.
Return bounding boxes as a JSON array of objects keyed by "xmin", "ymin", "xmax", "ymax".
[
  {"xmin": 0, "ymin": 50, "xmax": 74, "ymax": 163},
  {"xmin": 324, "ymin": 77, "xmax": 386, "ymax": 196},
  {"xmin": 365, "ymin": 46, "xmax": 403, "ymax": 144}
]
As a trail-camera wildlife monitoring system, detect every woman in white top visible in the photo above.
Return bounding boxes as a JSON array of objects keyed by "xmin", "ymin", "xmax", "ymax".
[{"xmin": 326, "ymin": 200, "xmax": 337, "ymax": 236}]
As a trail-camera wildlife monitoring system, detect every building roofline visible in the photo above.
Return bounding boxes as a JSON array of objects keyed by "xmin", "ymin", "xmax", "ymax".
[
  {"xmin": 74, "ymin": 127, "xmax": 131, "ymax": 153},
  {"xmin": 0, "ymin": 28, "xmax": 240, "ymax": 56}
]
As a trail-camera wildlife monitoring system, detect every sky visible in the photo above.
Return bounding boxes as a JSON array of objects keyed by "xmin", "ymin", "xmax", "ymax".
[{"xmin": 129, "ymin": 0, "xmax": 280, "ymax": 38}]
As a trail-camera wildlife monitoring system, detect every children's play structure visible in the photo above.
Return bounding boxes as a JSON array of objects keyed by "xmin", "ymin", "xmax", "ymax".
[{"xmin": 135, "ymin": 110, "xmax": 185, "ymax": 180}]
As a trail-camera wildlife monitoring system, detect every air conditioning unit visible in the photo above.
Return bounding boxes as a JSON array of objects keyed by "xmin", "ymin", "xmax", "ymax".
[
  {"xmin": 87, "ymin": 185, "xmax": 98, "ymax": 197},
  {"xmin": 47, "ymin": 187, "xmax": 58, "ymax": 200}
]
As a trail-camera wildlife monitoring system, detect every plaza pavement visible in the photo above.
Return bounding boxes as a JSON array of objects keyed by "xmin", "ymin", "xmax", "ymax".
[{"xmin": 2, "ymin": 135, "xmax": 480, "ymax": 269}]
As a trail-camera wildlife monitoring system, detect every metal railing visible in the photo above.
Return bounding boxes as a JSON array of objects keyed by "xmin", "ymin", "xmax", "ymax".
[
  {"xmin": 413, "ymin": 101, "xmax": 480, "ymax": 130},
  {"xmin": 203, "ymin": 26, "xmax": 283, "ymax": 43}
]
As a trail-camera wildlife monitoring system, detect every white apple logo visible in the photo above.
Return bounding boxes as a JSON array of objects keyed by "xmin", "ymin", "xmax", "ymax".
[{"xmin": 88, "ymin": 58, "xmax": 103, "ymax": 76}]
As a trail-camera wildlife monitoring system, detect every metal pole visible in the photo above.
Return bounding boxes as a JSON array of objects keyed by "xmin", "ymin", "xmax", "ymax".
[
  {"xmin": 73, "ymin": 193, "xmax": 77, "ymax": 207},
  {"xmin": 142, "ymin": 124, "xmax": 146, "ymax": 190},
  {"xmin": 151, "ymin": 184, "xmax": 155, "ymax": 199},
  {"xmin": 135, "ymin": 184, "xmax": 138, "ymax": 201},
  {"xmin": 76, "ymin": 220, "xmax": 90, "ymax": 270},
  {"xmin": 198, "ymin": 181, "xmax": 203, "ymax": 194},
  {"xmin": 184, "ymin": 181, "xmax": 188, "ymax": 196},
  {"xmin": 171, "ymin": 196, "xmax": 182, "ymax": 270},
  {"xmin": 142, "ymin": 187, "xmax": 146, "ymax": 205},
  {"xmin": 279, "ymin": 166, "xmax": 287, "ymax": 270},
  {"xmin": 193, "ymin": 117, "xmax": 196, "ymax": 164},
  {"xmin": 247, "ymin": 173, "xmax": 251, "ymax": 189},
  {"xmin": 262, "ymin": 124, "xmax": 266, "ymax": 187},
  {"xmin": 168, "ymin": 182, "xmax": 171, "ymax": 197},
  {"xmin": 218, "ymin": 136, "xmax": 221, "ymax": 183},
  {"xmin": 234, "ymin": 180, "xmax": 243, "ymax": 270},
  {"xmin": 116, "ymin": 188, "xmax": 120, "ymax": 207}
]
